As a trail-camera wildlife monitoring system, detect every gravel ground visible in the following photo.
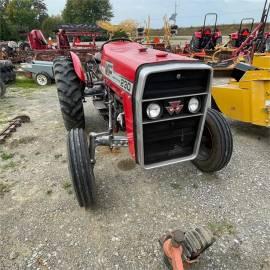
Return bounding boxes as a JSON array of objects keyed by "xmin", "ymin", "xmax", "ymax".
[{"xmin": 0, "ymin": 81, "xmax": 270, "ymax": 270}]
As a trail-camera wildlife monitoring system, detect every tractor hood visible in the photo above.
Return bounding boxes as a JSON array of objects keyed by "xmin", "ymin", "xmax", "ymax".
[{"xmin": 101, "ymin": 41, "xmax": 196, "ymax": 82}]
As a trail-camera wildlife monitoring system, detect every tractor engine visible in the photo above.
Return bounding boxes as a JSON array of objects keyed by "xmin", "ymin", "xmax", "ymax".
[{"xmin": 53, "ymin": 40, "xmax": 233, "ymax": 208}]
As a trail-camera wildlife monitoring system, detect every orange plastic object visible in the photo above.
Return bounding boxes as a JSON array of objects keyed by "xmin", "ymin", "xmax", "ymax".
[{"xmin": 163, "ymin": 238, "xmax": 184, "ymax": 270}]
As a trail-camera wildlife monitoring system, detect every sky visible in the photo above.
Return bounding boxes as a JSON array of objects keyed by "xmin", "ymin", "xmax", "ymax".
[{"xmin": 45, "ymin": 0, "xmax": 266, "ymax": 27}]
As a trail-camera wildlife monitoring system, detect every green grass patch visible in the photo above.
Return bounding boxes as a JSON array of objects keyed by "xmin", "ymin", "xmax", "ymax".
[
  {"xmin": 208, "ymin": 220, "xmax": 236, "ymax": 236},
  {"xmin": 1, "ymin": 152, "xmax": 14, "ymax": 161},
  {"xmin": 62, "ymin": 181, "xmax": 73, "ymax": 195},
  {"xmin": 14, "ymin": 76, "xmax": 38, "ymax": 90},
  {"xmin": 62, "ymin": 181, "xmax": 72, "ymax": 189}
]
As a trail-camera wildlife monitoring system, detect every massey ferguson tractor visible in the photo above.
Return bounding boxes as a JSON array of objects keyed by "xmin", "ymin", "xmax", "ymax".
[{"xmin": 53, "ymin": 39, "xmax": 233, "ymax": 208}]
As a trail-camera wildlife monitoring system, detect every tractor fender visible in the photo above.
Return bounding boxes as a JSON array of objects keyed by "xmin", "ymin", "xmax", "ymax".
[{"xmin": 70, "ymin": 51, "xmax": 85, "ymax": 82}]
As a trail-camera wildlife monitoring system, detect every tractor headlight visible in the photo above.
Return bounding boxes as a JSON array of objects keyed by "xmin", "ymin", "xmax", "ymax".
[
  {"xmin": 188, "ymin": 97, "xmax": 201, "ymax": 114},
  {"xmin": 146, "ymin": 103, "xmax": 162, "ymax": 120}
]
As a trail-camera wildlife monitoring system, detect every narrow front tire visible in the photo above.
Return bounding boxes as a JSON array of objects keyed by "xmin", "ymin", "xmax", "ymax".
[
  {"xmin": 67, "ymin": 128, "xmax": 96, "ymax": 207},
  {"xmin": 193, "ymin": 109, "xmax": 233, "ymax": 172}
]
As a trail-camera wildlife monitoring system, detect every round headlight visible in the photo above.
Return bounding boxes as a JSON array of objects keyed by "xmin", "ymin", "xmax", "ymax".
[
  {"xmin": 188, "ymin": 97, "xmax": 200, "ymax": 113},
  {"xmin": 146, "ymin": 103, "xmax": 162, "ymax": 119}
]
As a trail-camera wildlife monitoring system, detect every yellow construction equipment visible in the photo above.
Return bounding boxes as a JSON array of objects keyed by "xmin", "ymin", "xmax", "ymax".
[{"xmin": 212, "ymin": 54, "xmax": 270, "ymax": 127}]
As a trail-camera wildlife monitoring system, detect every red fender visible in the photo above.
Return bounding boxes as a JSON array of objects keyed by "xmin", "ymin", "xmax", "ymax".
[{"xmin": 70, "ymin": 51, "xmax": 85, "ymax": 82}]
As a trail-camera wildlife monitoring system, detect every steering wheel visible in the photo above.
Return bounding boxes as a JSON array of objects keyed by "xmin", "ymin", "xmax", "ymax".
[{"xmin": 101, "ymin": 38, "xmax": 133, "ymax": 51}]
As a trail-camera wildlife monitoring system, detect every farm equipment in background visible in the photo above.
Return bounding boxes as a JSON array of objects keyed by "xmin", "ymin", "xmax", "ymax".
[
  {"xmin": 97, "ymin": 19, "xmax": 138, "ymax": 40},
  {"xmin": 212, "ymin": 0, "xmax": 270, "ymax": 64},
  {"xmin": 0, "ymin": 60, "xmax": 16, "ymax": 97},
  {"xmin": 0, "ymin": 115, "xmax": 30, "ymax": 144},
  {"xmin": 228, "ymin": 18, "xmax": 254, "ymax": 48},
  {"xmin": 0, "ymin": 41, "xmax": 32, "ymax": 63},
  {"xmin": 53, "ymin": 39, "xmax": 233, "ymax": 208},
  {"xmin": 136, "ymin": 16, "xmax": 178, "ymax": 51},
  {"xmin": 27, "ymin": 24, "xmax": 104, "ymax": 62},
  {"xmin": 188, "ymin": 13, "xmax": 222, "ymax": 52},
  {"xmin": 212, "ymin": 54, "xmax": 270, "ymax": 127},
  {"xmin": 20, "ymin": 61, "xmax": 54, "ymax": 86}
]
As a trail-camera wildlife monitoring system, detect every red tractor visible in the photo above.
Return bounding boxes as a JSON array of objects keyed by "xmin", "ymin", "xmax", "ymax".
[
  {"xmin": 190, "ymin": 13, "xmax": 222, "ymax": 51},
  {"xmin": 27, "ymin": 24, "xmax": 103, "ymax": 62},
  {"xmin": 229, "ymin": 18, "xmax": 254, "ymax": 48},
  {"xmin": 53, "ymin": 39, "xmax": 233, "ymax": 208}
]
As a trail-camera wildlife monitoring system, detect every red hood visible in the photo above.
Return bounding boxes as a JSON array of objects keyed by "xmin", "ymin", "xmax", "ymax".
[{"xmin": 101, "ymin": 41, "xmax": 195, "ymax": 82}]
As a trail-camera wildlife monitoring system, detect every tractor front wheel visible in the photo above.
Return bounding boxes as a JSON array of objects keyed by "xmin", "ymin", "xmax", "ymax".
[
  {"xmin": 193, "ymin": 109, "xmax": 233, "ymax": 172},
  {"xmin": 67, "ymin": 128, "xmax": 96, "ymax": 208},
  {"xmin": 54, "ymin": 56, "xmax": 85, "ymax": 131}
]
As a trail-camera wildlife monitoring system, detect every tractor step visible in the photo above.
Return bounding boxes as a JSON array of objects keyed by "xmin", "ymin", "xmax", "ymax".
[{"xmin": 84, "ymin": 84, "xmax": 105, "ymax": 97}]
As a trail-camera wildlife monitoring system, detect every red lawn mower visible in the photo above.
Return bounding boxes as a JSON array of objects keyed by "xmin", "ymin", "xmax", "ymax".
[
  {"xmin": 229, "ymin": 18, "xmax": 254, "ymax": 48},
  {"xmin": 189, "ymin": 13, "xmax": 222, "ymax": 52}
]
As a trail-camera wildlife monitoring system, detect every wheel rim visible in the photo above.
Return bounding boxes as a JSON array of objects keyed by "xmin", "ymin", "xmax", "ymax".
[
  {"xmin": 197, "ymin": 126, "xmax": 213, "ymax": 161},
  {"xmin": 36, "ymin": 74, "xmax": 48, "ymax": 86}
]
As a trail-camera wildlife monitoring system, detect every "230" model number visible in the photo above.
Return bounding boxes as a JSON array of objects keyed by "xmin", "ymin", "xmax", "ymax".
[{"xmin": 120, "ymin": 78, "xmax": 132, "ymax": 93}]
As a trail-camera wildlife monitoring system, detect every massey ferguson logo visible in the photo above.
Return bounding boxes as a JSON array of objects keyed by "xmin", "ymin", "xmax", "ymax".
[{"xmin": 166, "ymin": 101, "xmax": 184, "ymax": 115}]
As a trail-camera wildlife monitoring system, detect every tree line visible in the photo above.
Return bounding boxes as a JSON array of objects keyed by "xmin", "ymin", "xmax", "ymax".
[{"xmin": 0, "ymin": 0, "xmax": 113, "ymax": 41}]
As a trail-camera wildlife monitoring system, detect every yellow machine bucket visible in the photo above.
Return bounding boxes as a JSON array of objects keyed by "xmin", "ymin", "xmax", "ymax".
[{"xmin": 212, "ymin": 55, "xmax": 270, "ymax": 127}]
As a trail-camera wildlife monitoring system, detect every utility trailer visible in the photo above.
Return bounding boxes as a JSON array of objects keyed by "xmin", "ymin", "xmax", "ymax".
[{"xmin": 21, "ymin": 61, "xmax": 54, "ymax": 86}]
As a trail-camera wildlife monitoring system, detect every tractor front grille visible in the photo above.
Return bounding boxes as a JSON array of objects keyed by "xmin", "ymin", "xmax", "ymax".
[
  {"xmin": 143, "ymin": 69, "xmax": 209, "ymax": 99},
  {"xmin": 134, "ymin": 63, "xmax": 212, "ymax": 169}
]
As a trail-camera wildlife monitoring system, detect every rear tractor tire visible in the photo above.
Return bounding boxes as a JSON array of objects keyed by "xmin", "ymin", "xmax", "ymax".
[
  {"xmin": 67, "ymin": 128, "xmax": 96, "ymax": 208},
  {"xmin": 54, "ymin": 56, "xmax": 85, "ymax": 131},
  {"xmin": 193, "ymin": 109, "xmax": 233, "ymax": 172}
]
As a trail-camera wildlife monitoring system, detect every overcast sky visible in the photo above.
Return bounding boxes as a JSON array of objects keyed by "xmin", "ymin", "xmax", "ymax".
[{"xmin": 45, "ymin": 0, "xmax": 265, "ymax": 27}]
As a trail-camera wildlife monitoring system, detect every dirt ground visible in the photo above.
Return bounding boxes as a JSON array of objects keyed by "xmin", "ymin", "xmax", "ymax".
[{"xmin": 0, "ymin": 79, "xmax": 270, "ymax": 270}]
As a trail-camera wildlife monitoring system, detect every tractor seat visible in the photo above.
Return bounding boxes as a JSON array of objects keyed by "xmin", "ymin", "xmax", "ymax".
[
  {"xmin": 240, "ymin": 28, "xmax": 250, "ymax": 36},
  {"xmin": 203, "ymin": 28, "xmax": 212, "ymax": 36}
]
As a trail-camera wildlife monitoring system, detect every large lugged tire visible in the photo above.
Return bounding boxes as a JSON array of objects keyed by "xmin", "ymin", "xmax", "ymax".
[
  {"xmin": 193, "ymin": 109, "xmax": 233, "ymax": 172},
  {"xmin": 54, "ymin": 57, "xmax": 85, "ymax": 131},
  {"xmin": 67, "ymin": 128, "xmax": 96, "ymax": 207}
]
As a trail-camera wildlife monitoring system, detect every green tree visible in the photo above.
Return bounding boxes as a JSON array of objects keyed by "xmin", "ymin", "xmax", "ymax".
[
  {"xmin": 62, "ymin": 0, "xmax": 113, "ymax": 24},
  {"xmin": 42, "ymin": 15, "xmax": 63, "ymax": 37},
  {"xmin": 0, "ymin": 0, "xmax": 10, "ymax": 40},
  {"xmin": 5, "ymin": 0, "xmax": 48, "ymax": 34}
]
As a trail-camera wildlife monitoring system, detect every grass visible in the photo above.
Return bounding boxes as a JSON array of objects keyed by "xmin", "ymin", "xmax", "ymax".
[
  {"xmin": 1, "ymin": 152, "xmax": 15, "ymax": 161},
  {"xmin": 14, "ymin": 76, "xmax": 38, "ymax": 89},
  {"xmin": 62, "ymin": 181, "xmax": 72, "ymax": 189},
  {"xmin": 62, "ymin": 181, "xmax": 73, "ymax": 195},
  {"xmin": 208, "ymin": 220, "xmax": 236, "ymax": 236}
]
